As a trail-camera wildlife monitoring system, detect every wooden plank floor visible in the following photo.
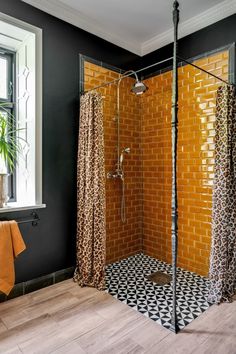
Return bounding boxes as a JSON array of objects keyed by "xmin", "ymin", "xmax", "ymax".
[{"xmin": 0, "ymin": 279, "xmax": 235, "ymax": 354}]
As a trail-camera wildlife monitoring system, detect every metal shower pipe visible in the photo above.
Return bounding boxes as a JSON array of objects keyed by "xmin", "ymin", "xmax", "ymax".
[{"xmin": 116, "ymin": 70, "xmax": 138, "ymax": 171}]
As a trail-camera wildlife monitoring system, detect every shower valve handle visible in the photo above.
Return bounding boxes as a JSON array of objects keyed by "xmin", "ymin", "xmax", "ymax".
[{"xmin": 107, "ymin": 170, "xmax": 123, "ymax": 179}]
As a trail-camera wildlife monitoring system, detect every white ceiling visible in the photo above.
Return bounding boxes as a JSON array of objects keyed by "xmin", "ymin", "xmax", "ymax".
[{"xmin": 21, "ymin": 0, "xmax": 236, "ymax": 55}]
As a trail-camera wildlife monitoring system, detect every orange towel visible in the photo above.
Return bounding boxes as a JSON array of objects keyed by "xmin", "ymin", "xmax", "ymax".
[{"xmin": 0, "ymin": 221, "xmax": 26, "ymax": 295}]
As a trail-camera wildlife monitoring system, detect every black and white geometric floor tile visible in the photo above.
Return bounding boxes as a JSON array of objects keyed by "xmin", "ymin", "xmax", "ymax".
[{"xmin": 105, "ymin": 253, "xmax": 211, "ymax": 331}]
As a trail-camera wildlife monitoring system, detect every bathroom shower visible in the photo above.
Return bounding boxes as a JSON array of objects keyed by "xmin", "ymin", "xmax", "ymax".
[{"xmin": 107, "ymin": 71, "xmax": 148, "ymax": 222}]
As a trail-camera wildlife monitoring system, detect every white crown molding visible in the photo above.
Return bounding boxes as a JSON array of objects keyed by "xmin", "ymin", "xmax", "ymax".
[
  {"xmin": 141, "ymin": 0, "xmax": 236, "ymax": 56},
  {"xmin": 21, "ymin": 0, "xmax": 142, "ymax": 55},
  {"xmin": 21, "ymin": 0, "xmax": 236, "ymax": 57}
]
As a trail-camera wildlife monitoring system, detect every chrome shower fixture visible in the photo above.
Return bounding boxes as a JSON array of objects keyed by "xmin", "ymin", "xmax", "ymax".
[
  {"xmin": 131, "ymin": 80, "xmax": 148, "ymax": 95},
  {"xmin": 107, "ymin": 67, "xmax": 147, "ymax": 224},
  {"xmin": 120, "ymin": 147, "xmax": 131, "ymax": 170},
  {"xmin": 122, "ymin": 147, "xmax": 131, "ymax": 154},
  {"xmin": 125, "ymin": 70, "xmax": 148, "ymax": 95},
  {"xmin": 118, "ymin": 69, "xmax": 148, "ymax": 96},
  {"xmin": 107, "ymin": 147, "xmax": 131, "ymax": 179}
]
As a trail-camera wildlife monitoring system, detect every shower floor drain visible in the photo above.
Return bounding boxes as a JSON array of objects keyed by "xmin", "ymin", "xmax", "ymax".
[{"xmin": 147, "ymin": 271, "xmax": 172, "ymax": 285}]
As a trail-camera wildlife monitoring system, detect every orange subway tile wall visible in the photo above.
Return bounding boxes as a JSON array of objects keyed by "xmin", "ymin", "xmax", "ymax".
[
  {"xmin": 141, "ymin": 51, "xmax": 229, "ymax": 276},
  {"xmin": 84, "ymin": 62, "xmax": 142, "ymax": 264}
]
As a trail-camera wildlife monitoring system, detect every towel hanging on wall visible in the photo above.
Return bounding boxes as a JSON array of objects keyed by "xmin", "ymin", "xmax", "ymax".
[{"xmin": 0, "ymin": 221, "xmax": 26, "ymax": 295}]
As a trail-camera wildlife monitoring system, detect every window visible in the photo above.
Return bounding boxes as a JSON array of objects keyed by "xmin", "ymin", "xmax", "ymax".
[
  {"xmin": 0, "ymin": 12, "xmax": 45, "ymax": 212},
  {"xmin": 0, "ymin": 49, "xmax": 16, "ymax": 201},
  {"xmin": 0, "ymin": 53, "xmax": 12, "ymax": 100}
]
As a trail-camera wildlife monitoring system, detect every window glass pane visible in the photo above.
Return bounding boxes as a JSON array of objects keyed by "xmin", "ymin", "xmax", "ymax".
[
  {"xmin": 0, "ymin": 110, "xmax": 8, "ymax": 173},
  {"xmin": 0, "ymin": 57, "xmax": 8, "ymax": 99}
]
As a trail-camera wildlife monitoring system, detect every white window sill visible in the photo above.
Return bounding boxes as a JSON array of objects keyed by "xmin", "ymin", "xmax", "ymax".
[{"xmin": 0, "ymin": 203, "xmax": 46, "ymax": 213}]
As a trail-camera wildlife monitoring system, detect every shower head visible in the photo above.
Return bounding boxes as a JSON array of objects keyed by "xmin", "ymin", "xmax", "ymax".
[
  {"xmin": 131, "ymin": 80, "xmax": 148, "ymax": 95},
  {"xmin": 119, "ymin": 147, "xmax": 131, "ymax": 170},
  {"xmin": 118, "ymin": 70, "xmax": 148, "ymax": 95},
  {"xmin": 122, "ymin": 147, "xmax": 130, "ymax": 154}
]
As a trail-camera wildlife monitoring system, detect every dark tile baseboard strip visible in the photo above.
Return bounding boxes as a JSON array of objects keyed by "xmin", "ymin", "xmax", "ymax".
[{"xmin": 0, "ymin": 267, "xmax": 75, "ymax": 303}]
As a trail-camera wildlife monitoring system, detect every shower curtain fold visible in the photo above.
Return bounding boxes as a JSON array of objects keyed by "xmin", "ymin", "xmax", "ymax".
[
  {"xmin": 208, "ymin": 85, "xmax": 236, "ymax": 304},
  {"xmin": 74, "ymin": 91, "xmax": 106, "ymax": 290}
]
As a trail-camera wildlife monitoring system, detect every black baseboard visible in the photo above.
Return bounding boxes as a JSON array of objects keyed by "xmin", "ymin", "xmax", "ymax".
[{"xmin": 0, "ymin": 267, "xmax": 75, "ymax": 303}]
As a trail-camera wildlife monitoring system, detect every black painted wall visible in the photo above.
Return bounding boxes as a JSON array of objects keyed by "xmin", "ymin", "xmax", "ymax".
[
  {"xmin": 0, "ymin": 0, "xmax": 235, "ymax": 284},
  {"xmin": 0, "ymin": 0, "xmax": 138, "ymax": 283}
]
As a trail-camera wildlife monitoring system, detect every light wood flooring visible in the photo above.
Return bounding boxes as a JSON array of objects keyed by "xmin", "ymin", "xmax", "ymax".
[{"xmin": 0, "ymin": 279, "xmax": 235, "ymax": 354}]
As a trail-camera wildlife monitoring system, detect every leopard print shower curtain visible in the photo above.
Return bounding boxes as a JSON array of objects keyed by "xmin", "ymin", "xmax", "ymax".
[
  {"xmin": 74, "ymin": 91, "xmax": 106, "ymax": 290},
  {"xmin": 208, "ymin": 85, "xmax": 236, "ymax": 304}
]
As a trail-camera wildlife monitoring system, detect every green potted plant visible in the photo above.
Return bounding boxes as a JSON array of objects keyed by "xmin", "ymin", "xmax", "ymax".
[{"xmin": 0, "ymin": 105, "xmax": 23, "ymax": 207}]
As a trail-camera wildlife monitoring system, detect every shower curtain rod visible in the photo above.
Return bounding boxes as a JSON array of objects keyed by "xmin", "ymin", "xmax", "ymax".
[
  {"xmin": 80, "ymin": 55, "xmax": 235, "ymax": 95},
  {"xmin": 178, "ymin": 56, "xmax": 236, "ymax": 87}
]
